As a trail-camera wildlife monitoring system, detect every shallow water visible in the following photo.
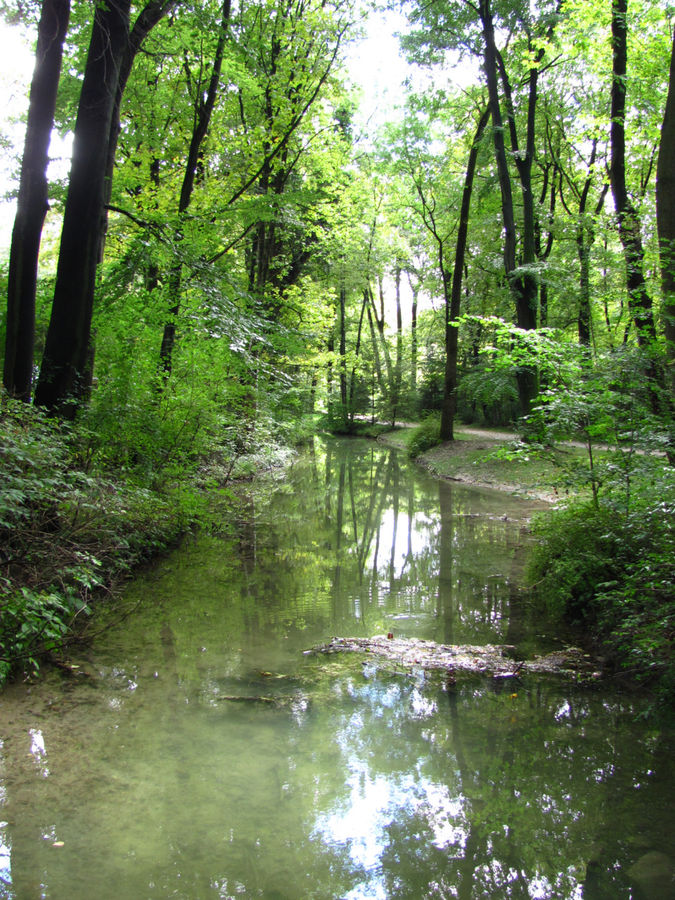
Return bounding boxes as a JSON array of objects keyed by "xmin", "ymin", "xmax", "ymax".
[{"xmin": 0, "ymin": 437, "xmax": 673, "ymax": 899}]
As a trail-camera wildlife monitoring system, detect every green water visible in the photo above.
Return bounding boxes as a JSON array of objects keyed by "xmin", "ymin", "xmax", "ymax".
[{"xmin": 0, "ymin": 437, "xmax": 673, "ymax": 899}]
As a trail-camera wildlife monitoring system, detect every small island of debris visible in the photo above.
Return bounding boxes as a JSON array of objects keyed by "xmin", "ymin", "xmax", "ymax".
[{"xmin": 306, "ymin": 635, "xmax": 599, "ymax": 681}]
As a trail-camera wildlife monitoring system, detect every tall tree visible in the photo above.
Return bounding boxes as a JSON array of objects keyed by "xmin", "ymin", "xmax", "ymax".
[
  {"xmin": 159, "ymin": 0, "xmax": 231, "ymax": 375},
  {"xmin": 608, "ymin": 0, "xmax": 656, "ymax": 347},
  {"xmin": 441, "ymin": 105, "xmax": 490, "ymax": 441},
  {"xmin": 3, "ymin": 0, "xmax": 70, "ymax": 401},
  {"xmin": 34, "ymin": 0, "xmax": 173, "ymax": 414},
  {"xmin": 479, "ymin": 0, "xmax": 559, "ymax": 415},
  {"xmin": 656, "ymin": 29, "xmax": 675, "ymax": 400}
]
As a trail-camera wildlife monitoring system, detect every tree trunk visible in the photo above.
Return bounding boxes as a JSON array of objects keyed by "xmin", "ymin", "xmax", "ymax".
[
  {"xmin": 159, "ymin": 0, "xmax": 231, "ymax": 375},
  {"xmin": 657, "ymin": 31, "xmax": 675, "ymax": 398},
  {"xmin": 440, "ymin": 105, "xmax": 490, "ymax": 442},
  {"xmin": 3, "ymin": 0, "xmax": 70, "ymax": 401},
  {"xmin": 34, "ymin": 0, "xmax": 132, "ymax": 415},
  {"xmin": 392, "ymin": 265, "xmax": 403, "ymax": 426},
  {"xmin": 339, "ymin": 284, "xmax": 348, "ymax": 423},
  {"xmin": 609, "ymin": 0, "xmax": 656, "ymax": 347},
  {"xmin": 656, "ymin": 30, "xmax": 675, "ymax": 461},
  {"xmin": 479, "ymin": 0, "xmax": 538, "ymax": 417},
  {"xmin": 408, "ymin": 273, "xmax": 419, "ymax": 399}
]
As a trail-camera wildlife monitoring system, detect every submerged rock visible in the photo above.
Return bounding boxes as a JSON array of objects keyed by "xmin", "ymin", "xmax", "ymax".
[{"xmin": 307, "ymin": 635, "xmax": 598, "ymax": 679}]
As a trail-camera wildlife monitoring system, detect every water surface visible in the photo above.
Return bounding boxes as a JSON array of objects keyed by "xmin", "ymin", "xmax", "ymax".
[{"xmin": 0, "ymin": 437, "xmax": 672, "ymax": 899}]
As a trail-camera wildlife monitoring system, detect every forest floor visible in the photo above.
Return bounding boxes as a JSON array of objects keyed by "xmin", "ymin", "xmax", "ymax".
[{"xmin": 378, "ymin": 424, "xmax": 573, "ymax": 503}]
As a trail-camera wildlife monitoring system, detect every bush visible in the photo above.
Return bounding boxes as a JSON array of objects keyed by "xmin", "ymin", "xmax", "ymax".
[
  {"xmin": 408, "ymin": 414, "xmax": 442, "ymax": 458},
  {"xmin": 0, "ymin": 395, "xmax": 187, "ymax": 684},
  {"xmin": 529, "ymin": 486, "xmax": 675, "ymax": 708}
]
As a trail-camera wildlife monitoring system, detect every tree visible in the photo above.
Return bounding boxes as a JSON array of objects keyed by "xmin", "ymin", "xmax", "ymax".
[
  {"xmin": 158, "ymin": 0, "xmax": 231, "ymax": 376},
  {"xmin": 440, "ymin": 105, "xmax": 490, "ymax": 440},
  {"xmin": 608, "ymin": 0, "xmax": 656, "ymax": 348},
  {"xmin": 479, "ymin": 0, "xmax": 561, "ymax": 415},
  {"xmin": 33, "ymin": 0, "xmax": 174, "ymax": 415},
  {"xmin": 656, "ymin": 29, "xmax": 675, "ymax": 402},
  {"xmin": 3, "ymin": 0, "xmax": 70, "ymax": 401}
]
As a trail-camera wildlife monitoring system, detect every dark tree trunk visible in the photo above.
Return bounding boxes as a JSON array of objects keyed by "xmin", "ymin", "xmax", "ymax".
[
  {"xmin": 480, "ymin": 0, "xmax": 517, "ymax": 279},
  {"xmin": 338, "ymin": 285, "xmax": 348, "ymax": 426},
  {"xmin": 347, "ymin": 288, "xmax": 368, "ymax": 420},
  {"xmin": 440, "ymin": 106, "xmax": 490, "ymax": 442},
  {"xmin": 535, "ymin": 161, "xmax": 557, "ymax": 332},
  {"xmin": 479, "ymin": 0, "xmax": 539, "ymax": 416},
  {"xmin": 657, "ymin": 31, "xmax": 675, "ymax": 395},
  {"xmin": 3, "ymin": 0, "xmax": 70, "ymax": 401},
  {"xmin": 34, "ymin": 0, "xmax": 132, "ymax": 415},
  {"xmin": 408, "ymin": 273, "xmax": 419, "ymax": 398},
  {"xmin": 392, "ymin": 265, "xmax": 403, "ymax": 426},
  {"xmin": 656, "ymin": 31, "xmax": 675, "ymax": 461},
  {"xmin": 609, "ymin": 0, "xmax": 656, "ymax": 347},
  {"xmin": 575, "ymin": 140, "xmax": 609, "ymax": 346}
]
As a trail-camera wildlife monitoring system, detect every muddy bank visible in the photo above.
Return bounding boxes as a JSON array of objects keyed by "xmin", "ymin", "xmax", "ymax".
[{"xmin": 378, "ymin": 427, "xmax": 560, "ymax": 503}]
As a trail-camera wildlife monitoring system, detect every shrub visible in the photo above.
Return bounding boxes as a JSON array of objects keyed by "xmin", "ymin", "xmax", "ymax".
[
  {"xmin": 408, "ymin": 415, "xmax": 442, "ymax": 458},
  {"xmin": 529, "ymin": 486, "xmax": 675, "ymax": 708}
]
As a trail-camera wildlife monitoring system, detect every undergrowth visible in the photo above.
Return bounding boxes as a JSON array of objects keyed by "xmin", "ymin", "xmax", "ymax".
[
  {"xmin": 528, "ymin": 481, "xmax": 675, "ymax": 711},
  {"xmin": 0, "ymin": 393, "xmax": 291, "ymax": 686},
  {"xmin": 407, "ymin": 414, "xmax": 442, "ymax": 458}
]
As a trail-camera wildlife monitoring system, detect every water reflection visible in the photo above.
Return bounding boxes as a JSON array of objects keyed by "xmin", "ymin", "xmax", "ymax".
[{"xmin": 0, "ymin": 437, "xmax": 672, "ymax": 899}]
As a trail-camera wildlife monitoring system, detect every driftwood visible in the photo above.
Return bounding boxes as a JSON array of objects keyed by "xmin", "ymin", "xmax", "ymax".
[{"xmin": 306, "ymin": 636, "xmax": 598, "ymax": 680}]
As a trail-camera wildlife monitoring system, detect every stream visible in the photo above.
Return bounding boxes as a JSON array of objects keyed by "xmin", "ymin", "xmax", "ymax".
[{"xmin": 0, "ymin": 437, "xmax": 673, "ymax": 899}]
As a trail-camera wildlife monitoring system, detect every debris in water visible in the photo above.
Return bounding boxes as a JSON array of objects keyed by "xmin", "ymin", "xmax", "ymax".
[{"xmin": 306, "ymin": 635, "xmax": 597, "ymax": 680}]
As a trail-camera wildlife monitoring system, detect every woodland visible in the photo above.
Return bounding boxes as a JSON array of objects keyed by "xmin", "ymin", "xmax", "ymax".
[{"xmin": 0, "ymin": 0, "xmax": 673, "ymax": 709}]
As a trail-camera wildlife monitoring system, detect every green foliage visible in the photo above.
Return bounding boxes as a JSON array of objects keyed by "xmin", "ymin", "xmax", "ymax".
[
  {"xmin": 0, "ymin": 588, "xmax": 82, "ymax": 683},
  {"xmin": 458, "ymin": 317, "xmax": 675, "ymax": 706},
  {"xmin": 528, "ymin": 485, "xmax": 675, "ymax": 707},
  {"xmin": 0, "ymin": 394, "xmax": 190, "ymax": 684},
  {"xmin": 456, "ymin": 364, "xmax": 519, "ymax": 426},
  {"xmin": 408, "ymin": 414, "xmax": 442, "ymax": 457}
]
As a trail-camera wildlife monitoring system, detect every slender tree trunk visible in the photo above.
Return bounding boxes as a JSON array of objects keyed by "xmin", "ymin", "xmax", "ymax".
[
  {"xmin": 159, "ymin": 0, "xmax": 231, "ymax": 375},
  {"xmin": 392, "ymin": 265, "xmax": 403, "ymax": 426},
  {"xmin": 3, "ymin": 0, "xmax": 70, "ymax": 401},
  {"xmin": 535, "ymin": 162, "xmax": 557, "ymax": 332},
  {"xmin": 479, "ymin": 0, "xmax": 538, "ymax": 416},
  {"xmin": 609, "ymin": 0, "xmax": 656, "ymax": 347},
  {"xmin": 338, "ymin": 284, "xmax": 348, "ymax": 426},
  {"xmin": 367, "ymin": 280, "xmax": 394, "ymax": 418},
  {"xmin": 480, "ymin": 0, "xmax": 517, "ymax": 280},
  {"xmin": 347, "ymin": 288, "xmax": 369, "ymax": 419},
  {"xmin": 34, "ymin": 0, "xmax": 132, "ymax": 415},
  {"xmin": 440, "ymin": 106, "xmax": 490, "ymax": 441},
  {"xmin": 367, "ymin": 301, "xmax": 386, "ymax": 403},
  {"xmin": 408, "ymin": 273, "xmax": 419, "ymax": 399}
]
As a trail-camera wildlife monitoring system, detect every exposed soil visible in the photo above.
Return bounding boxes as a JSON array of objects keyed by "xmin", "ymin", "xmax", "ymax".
[{"xmin": 379, "ymin": 426, "xmax": 561, "ymax": 503}]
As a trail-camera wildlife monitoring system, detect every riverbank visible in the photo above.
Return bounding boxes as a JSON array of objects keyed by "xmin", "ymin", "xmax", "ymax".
[
  {"xmin": 381, "ymin": 421, "xmax": 674, "ymax": 713},
  {"xmin": 0, "ymin": 396, "xmax": 297, "ymax": 687},
  {"xmin": 378, "ymin": 425, "xmax": 564, "ymax": 503}
]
